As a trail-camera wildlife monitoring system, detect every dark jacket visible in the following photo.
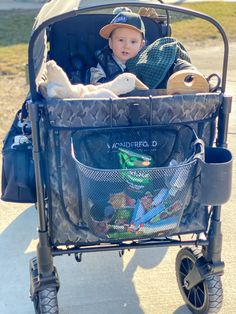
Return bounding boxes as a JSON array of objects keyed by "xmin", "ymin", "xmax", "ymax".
[
  {"xmin": 157, "ymin": 59, "xmax": 197, "ymax": 89},
  {"xmin": 95, "ymin": 46, "xmax": 124, "ymax": 83}
]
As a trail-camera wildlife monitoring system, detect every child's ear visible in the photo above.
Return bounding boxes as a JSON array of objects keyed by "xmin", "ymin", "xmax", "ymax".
[{"xmin": 141, "ymin": 39, "xmax": 145, "ymax": 48}]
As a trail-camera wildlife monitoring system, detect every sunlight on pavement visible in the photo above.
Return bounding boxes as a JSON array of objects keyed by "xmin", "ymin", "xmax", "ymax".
[{"xmin": 24, "ymin": 238, "xmax": 38, "ymax": 254}]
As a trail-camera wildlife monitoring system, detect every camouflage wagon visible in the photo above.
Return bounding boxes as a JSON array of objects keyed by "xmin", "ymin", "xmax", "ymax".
[{"xmin": 1, "ymin": 1, "xmax": 233, "ymax": 313}]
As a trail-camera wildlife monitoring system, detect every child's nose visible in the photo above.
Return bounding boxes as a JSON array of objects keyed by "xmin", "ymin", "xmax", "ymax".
[{"xmin": 124, "ymin": 41, "xmax": 130, "ymax": 49}]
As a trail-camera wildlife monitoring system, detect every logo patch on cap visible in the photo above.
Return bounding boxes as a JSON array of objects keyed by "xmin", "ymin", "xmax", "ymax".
[{"xmin": 113, "ymin": 15, "xmax": 128, "ymax": 24}]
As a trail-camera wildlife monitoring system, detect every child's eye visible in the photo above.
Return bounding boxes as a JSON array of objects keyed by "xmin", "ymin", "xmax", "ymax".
[
  {"xmin": 119, "ymin": 39, "xmax": 124, "ymax": 42},
  {"xmin": 131, "ymin": 41, "xmax": 138, "ymax": 44}
]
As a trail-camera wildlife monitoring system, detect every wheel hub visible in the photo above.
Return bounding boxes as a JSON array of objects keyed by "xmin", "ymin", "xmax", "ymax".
[{"xmin": 184, "ymin": 278, "xmax": 190, "ymax": 289}]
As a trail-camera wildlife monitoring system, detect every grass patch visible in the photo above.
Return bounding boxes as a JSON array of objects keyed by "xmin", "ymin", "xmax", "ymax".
[
  {"xmin": 0, "ymin": 3, "xmax": 235, "ymax": 75},
  {"xmin": 0, "ymin": 10, "xmax": 36, "ymax": 75},
  {"xmin": 172, "ymin": 2, "xmax": 236, "ymax": 43},
  {"xmin": 0, "ymin": 10, "xmax": 36, "ymax": 46},
  {"xmin": 0, "ymin": 44, "xmax": 28, "ymax": 75}
]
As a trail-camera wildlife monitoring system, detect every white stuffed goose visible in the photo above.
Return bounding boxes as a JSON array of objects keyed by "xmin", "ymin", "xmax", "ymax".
[{"xmin": 40, "ymin": 60, "xmax": 148, "ymax": 99}]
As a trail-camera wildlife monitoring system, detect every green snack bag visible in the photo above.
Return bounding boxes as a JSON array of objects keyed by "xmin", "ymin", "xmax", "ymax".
[
  {"xmin": 118, "ymin": 148, "xmax": 153, "ymax": 168},
  {"xmin": 118, "ymin": 148, "xmax": 153, "ymax": 191}
]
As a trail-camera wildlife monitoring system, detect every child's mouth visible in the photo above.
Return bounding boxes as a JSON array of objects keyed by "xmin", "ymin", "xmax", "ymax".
[{"xmin": 122, "ymin": 51, "xmax": 129, "ymax": 56}]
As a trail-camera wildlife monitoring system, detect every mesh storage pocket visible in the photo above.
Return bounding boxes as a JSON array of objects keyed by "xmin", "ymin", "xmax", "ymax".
[{"xmin": 71, "ymin": 126, "xmax": 199, "ymax": 240}]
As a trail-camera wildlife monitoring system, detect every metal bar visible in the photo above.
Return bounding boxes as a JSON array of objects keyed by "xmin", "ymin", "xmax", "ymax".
[
  {"xmin": 205, "ymin": 206, "xmax": 223, "ymax": 263},
  {"xmin": 216, "ymin": 94, "xmax": 233, "ymax": 147},
  {"xmin": 212, "ymin": 205, "xmax": 221, "ymax": 222},
  {"xmin": 28, "ymin": 102, "xmax": 47, "ymax": 232},
  {"xmin": 52, "ymin": 239, "xmax": 209, "ymax": 256}
]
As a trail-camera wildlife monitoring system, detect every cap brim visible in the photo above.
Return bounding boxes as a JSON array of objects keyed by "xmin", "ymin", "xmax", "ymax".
[{"xmin": 100, "ymin": 23, "xmax": 143, "ymax": 39}]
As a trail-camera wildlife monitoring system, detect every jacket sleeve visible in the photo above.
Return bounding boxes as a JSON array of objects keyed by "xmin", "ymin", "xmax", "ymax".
[
  {"xmin": 156, "ymin": 58, "xmax": 199, "ymax": 89},
  {"xmin": 172, "ymin": 58, "xmax": 198, "ymax": 73},
  {"xmin": 89, "ymin": 63, "xmax": 106, "ymax": 84}
]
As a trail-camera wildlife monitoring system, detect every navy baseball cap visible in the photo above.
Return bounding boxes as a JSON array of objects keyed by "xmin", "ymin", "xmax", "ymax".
[{"xmin": 100, "ymin": 12, "xmax": 145, "ymax": 39}]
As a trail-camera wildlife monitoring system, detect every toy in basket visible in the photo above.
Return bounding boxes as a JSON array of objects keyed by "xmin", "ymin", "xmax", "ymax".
[
  {"xmin": 72, "ymin": 143, "xmax": 195, "ymax": 239},
  {"xmin": 118, "ymin": 147, "xmax": 154, "ymax": 191},
  {"xmin": 117, "ymin": 149, "xmax": 184, "ymax": 235}
]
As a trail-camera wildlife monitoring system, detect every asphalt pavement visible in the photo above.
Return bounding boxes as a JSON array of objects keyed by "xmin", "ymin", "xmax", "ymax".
[{"xmin": 0, "ymin": 2, "xmax": 236, "ymax": 314}]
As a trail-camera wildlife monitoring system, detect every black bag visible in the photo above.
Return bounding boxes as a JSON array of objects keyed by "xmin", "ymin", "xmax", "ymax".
[{"xmin": 1, "ymin": 102, "xmax": 36, "ymax": 203}]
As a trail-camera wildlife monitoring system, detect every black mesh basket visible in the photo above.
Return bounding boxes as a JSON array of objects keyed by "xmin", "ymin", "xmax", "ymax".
[{"xmin": 71, "ymin": 125, "xmax": 202, "ymax": 240}]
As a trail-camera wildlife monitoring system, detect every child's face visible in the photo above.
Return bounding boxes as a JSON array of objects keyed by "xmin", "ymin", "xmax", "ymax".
[{"xmin": 109, "ymin": 27, "xmax": 145, "ymax": 63}]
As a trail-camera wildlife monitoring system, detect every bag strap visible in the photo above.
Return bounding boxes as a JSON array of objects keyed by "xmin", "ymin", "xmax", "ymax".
[{"xmin": 21, "ymin": 100, "xmax": 28, "ymax": 121}]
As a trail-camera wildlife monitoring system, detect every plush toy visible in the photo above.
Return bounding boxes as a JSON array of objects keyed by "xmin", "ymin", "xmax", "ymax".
[
  {"xmin": 138, "ymin": 7, "xmax": 160, "ymax": 22},
  {"xmin": 39, "ymin": 60, "xmax": 148, "ymax": 99}
]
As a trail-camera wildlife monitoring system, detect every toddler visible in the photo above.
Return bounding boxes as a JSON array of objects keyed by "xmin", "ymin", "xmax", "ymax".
[{"xmin": 90, "ymin": 11, "xmax": 145, "ymax": 84}]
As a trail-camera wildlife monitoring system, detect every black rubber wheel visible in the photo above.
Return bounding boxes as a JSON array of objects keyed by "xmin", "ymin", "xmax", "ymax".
[
  {"xmin": 37, "ymin": 287, "xmax": 59, "ymax": 314},
  {"xmin": 175, "ymin": 248, "xmax": 223, "ymax": 314},
  {"xmin": 30, "ymin": 257, "xmax": 59, "ymax": 314}
]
